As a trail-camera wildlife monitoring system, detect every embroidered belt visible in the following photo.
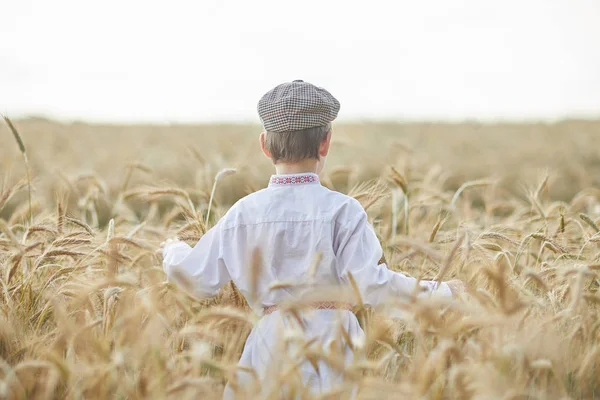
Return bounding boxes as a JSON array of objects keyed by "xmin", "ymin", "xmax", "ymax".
[{"xmin": 262, "ymin": 301, "xmax": 353, "ymax": 315}]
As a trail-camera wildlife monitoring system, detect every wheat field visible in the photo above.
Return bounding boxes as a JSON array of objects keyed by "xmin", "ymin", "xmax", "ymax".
[{"xmin": 1, "ymin": 118, "xmax": 600, "ymax": 399}]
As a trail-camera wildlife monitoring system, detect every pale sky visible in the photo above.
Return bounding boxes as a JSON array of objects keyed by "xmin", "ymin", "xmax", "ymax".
[{"xmin": 1, "ymin": 0, "xmax": 599, "ymax": 123}]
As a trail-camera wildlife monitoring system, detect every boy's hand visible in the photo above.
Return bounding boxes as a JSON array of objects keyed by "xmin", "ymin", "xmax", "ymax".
[
  {"xmin": 446, "ymin": 279, "xmax": 465, "ymax": 297},
  {"xmin": 157, "ymin": 237, "xmax": 180, "ymax": 256}
]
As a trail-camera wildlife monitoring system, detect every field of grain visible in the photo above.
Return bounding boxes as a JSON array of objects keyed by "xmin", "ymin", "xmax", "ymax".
[{"xmin": 1, "ymin": 118, "xmax": 600, "ymax": 399}]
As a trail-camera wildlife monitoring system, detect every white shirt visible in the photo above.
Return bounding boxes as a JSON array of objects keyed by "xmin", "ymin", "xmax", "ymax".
[{"xmin": 162, "ymin": 172, "xmax": 452, "ymax": 314}]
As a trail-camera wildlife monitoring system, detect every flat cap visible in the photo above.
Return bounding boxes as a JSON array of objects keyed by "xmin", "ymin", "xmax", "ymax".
[{"xmin": 257, "ymin": 80, "xmax": 340, "ymax": 133}]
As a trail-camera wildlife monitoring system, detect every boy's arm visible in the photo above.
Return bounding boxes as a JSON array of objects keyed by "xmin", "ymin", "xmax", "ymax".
[
  {"xmin": 336, "ymin": 202, "xmax": 453, "ymax": 306},
  {"xmin": 162, "ymin": 219, "xmax": 231, "ymax": 299}
]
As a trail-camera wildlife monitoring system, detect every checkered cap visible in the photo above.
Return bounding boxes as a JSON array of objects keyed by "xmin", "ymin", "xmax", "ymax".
[{"xmin": 257, "ymin": 80, "xmax": 340, "ymax": 133}]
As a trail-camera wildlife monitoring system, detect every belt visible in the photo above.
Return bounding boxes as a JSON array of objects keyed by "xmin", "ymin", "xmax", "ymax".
[{"xmin": 262, "ymin": 301, "xmax": 353, "ymax": 315}]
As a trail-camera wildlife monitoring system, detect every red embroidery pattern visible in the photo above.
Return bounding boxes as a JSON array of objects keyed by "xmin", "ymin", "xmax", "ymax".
[
  {"xmin": 263, "ymin": 301, "xmax": 353, "ymax": 315},
  {"xmin": 269, "ymin": 174, "xmax": 319, "ymax": 186}
]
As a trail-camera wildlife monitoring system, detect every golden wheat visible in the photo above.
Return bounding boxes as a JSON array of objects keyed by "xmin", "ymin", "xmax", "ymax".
[{"xmin": 0, "ymin": 119, "xmax": 599, "ymax": 399}]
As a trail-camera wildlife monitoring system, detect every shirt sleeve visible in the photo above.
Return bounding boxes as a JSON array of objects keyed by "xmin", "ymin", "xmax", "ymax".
[
  {"xmin": 335, "ymin": 202, "xmax": 452, "ymax": 306},
  {"xmin": 162, "ymin": 219, "xmax": 231, "ymax": 299}
]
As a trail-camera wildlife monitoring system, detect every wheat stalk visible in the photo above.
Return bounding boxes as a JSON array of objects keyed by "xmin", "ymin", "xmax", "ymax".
[
  {"xmin": 2, "ymin": 115, "xmax": 32, "ymax": 225},
  {"xmin": 450, "ymin": 179, "xmax": 496, "ymax": 208},
  {"xmin": 206, "ymin": 168, "xmax": 236, "ymax": 225},
  {"xmin": 435, "ymin": 234, "xmax": 464, "ymax": 289}
]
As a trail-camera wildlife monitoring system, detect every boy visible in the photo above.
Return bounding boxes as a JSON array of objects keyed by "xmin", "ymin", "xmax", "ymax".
[{"xmin": 161, "ymin": 80, "xmax": 464, "ymax": 398}]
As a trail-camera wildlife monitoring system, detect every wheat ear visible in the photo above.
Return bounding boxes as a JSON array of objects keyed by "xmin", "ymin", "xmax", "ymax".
[
  {"xmin": 389, "ymin": 166, "xmax": 409, "ymax": 235},
  {"xmin": 579, "ymin": 213, "xmax": 600, "ymax": 233}
]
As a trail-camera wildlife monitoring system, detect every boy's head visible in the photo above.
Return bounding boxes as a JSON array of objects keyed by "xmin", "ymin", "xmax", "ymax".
[{"xmin": 257, "ymin": 80, "xmax": 340, "ymax": 168}]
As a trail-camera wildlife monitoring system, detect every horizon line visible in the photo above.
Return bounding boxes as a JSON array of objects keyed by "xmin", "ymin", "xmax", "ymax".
[{"xmin": 5, "ymin": 112, "xmax": 600, "ymax": 126}]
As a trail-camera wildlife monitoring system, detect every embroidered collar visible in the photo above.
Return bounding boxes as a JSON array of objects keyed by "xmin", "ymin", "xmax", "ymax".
[{"xmin": 269, "ymin": 173, "xmax": 320, "ymax": 187}]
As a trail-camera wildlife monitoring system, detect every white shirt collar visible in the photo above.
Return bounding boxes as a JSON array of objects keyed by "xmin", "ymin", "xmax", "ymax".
[{"xmin": 268, "ymin": 173, "xmax": 320, "ymax": 188}]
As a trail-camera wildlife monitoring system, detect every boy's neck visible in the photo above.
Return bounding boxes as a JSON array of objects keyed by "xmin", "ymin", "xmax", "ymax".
[{"xmin": 274, "ymin": 159, "xmax": 319, "ymax": 175}]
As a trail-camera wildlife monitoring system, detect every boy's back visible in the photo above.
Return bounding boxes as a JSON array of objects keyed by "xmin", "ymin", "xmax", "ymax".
[{"xmin": 217, "ymin": 173, "xmax": 369, "ymax": 309}]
